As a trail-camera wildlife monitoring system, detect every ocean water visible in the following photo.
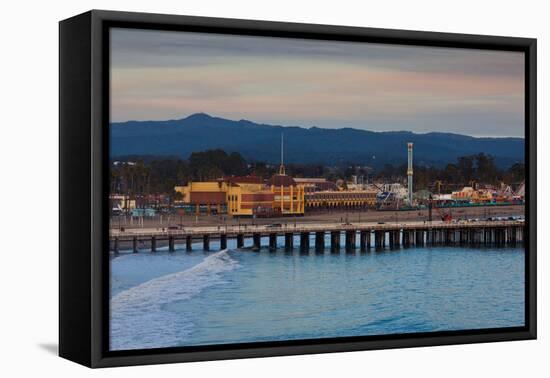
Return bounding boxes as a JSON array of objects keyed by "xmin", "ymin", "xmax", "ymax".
[{"xmin": 109, "ymin": 235, "xmax": 525, "ymax": 351}]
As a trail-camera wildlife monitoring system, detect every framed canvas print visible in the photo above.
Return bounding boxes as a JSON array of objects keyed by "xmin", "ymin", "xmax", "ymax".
[{"xmin": 59, "ymin": 10, "xmax": 536, "ymax": 368}]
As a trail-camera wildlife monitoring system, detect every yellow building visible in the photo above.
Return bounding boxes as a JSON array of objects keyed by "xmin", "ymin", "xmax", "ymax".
[
  {"xmin": 268, "ymin": 175, "xmax": 305, "ymax": 215},
  {"xmin": 265, "ymin": 161, "xmax": 305, "ymax": 215},
  {"xmin": 175, "ymin": 174, "xmax": 305, "ymax": 217},
  {"xmin": 226, "ymin": 178, "xmax": 276, "ymax": 216},
  {"xmin": 175, "ymin": 181, "xmax": 230, "ymax": 214}
]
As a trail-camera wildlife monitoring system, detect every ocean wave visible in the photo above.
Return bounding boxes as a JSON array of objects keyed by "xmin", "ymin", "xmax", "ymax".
[{"xmin": 110, "ymin": 249, "xmax": 239, "ymax": 351}]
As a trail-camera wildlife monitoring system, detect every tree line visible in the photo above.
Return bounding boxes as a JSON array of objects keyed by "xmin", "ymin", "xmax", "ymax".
[
  {"xmin": 110, "ymin": 150, "xmax": 524, "ymax": 196},
  {"xmin": 374, "ymin": 153, "xmax": 524, "ymax": 191},
  {"xmin": 110, "ymin": 150, "xmax": 247, "ymax": 196}
]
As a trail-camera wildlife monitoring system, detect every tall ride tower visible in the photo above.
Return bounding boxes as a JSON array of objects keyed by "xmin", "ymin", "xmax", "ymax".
[
  {"xmin": 278, "ymin": 133, "xmax": 286, "ymax": 175},
  {"xmin": 407, "ymin": 142, "xmax": 413, "ymax": 205}
]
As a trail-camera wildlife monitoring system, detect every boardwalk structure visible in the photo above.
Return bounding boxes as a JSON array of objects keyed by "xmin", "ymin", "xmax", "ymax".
[{"xmin": 109, "ymin": 220, "xmax": 525, "ymax": 253}]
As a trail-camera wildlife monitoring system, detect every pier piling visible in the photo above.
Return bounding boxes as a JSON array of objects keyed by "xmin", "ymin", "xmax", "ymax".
[
  {"xmin": 221, "ymin": 234, "xmax": 227, "ymax": 250},
  {"xmin": 394, "ymin": 230, "xmax": 401, "ymax": 248},
  {"xmin": 415, "ymin": 230, "xmax": 426, "ymax": 247},
  {"xmin": 300, "ymin": 232, "xmax": 310, "ymax": 251},
  {"xmin": 402, "ymin": 230, "xmax": 410, "ymax": 248},
  {"xmin": 374, "ymin": 231, "xmax": 384, "ymax": 249},
  {"xmin": 252, "ymin": 233, "xmax": 261, "ymax": 251},
  {"xmin": 345, "ymin": 230, "xmax": 356, "ymax": 251},
  {"xmin": 269, "ymin": 233, "xmax": 277, "ymax": 251},
  {"xmin": 315, "ymin": 231, "xmax": 325, "ymax": 251},
  {"xmin": 331, "ymin": 231, "xmax": 340, "ymax": 252},
  {"xmin": 285, "ymin": 233, "xmax": 294, "ymax": 251},
  {"xmin": 168, "ymin": 236, "xmax": 175, "ymax": 252},
  {"xmin": 237, "ymin": 234, "xmax": 244, "ymax": 249},
  {"xmin": 360, "ymin": 231, "xmax": 368, "ymax": 251}
]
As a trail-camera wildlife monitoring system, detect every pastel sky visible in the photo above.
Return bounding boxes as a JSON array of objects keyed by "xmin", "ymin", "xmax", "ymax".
[{"xmin": 110, "ymin": 28, "xmax": 525, "ymax": 137}]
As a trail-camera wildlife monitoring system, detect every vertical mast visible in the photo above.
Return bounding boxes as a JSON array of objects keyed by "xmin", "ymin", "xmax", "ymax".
[
  {"xmin": 281, "ymin": 133, "xmax": 284, "ymax": 167},
  {"xmin": 279, "ymin": 132, "xmax": 286, "ymax": 175},
  {"xmin": 407, "ymin": 142, "xmax": 413, "ymax": 205}
]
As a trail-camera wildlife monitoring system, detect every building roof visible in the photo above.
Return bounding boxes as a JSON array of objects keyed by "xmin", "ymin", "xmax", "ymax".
[
  {"xmin": 222, "ymin": 175, "xmax": 263, "ymax": 184},
  {"xmin": 269, "ymin": 174, "xmax": 296, "ymax": 187},
  {"xmin": 293, "ymin": 178, "xmax": 328, "ymax": 183},
  {"xmin": 293, "ymin": 178, "xmax": 338, "ymax": 192}
]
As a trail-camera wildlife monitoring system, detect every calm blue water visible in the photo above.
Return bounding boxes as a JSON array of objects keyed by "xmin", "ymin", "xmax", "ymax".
[{"xmin": 109, "ymin": 235, "xmax": 525, "ymax": 351}]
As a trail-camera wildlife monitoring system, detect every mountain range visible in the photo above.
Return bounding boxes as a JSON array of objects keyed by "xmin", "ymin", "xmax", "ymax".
[{"xmin": 110, "ymin": 113, "xmax": 524, "ymax": 168}]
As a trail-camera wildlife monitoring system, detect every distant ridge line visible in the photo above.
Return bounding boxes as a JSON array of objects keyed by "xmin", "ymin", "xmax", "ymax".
[{"xmin": 110, "ymin": 113, "xmax": 524, "ymax": 168}]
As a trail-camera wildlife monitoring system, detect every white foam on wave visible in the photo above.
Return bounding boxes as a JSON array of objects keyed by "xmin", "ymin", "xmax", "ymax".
[{"xmin": 110, "ymin": 249, "xmax": 239, "ymax": 351}]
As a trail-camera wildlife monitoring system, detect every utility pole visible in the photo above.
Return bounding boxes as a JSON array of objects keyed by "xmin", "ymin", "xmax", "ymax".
[{"xmin": 428, "ymin": 195, "xmax": 433, "ymax": 223}]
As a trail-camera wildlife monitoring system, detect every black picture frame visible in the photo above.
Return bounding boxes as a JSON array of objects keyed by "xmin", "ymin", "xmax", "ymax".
[{"xmin": 59, "ymin": 9, "xmax": 537, "ymax": 368}]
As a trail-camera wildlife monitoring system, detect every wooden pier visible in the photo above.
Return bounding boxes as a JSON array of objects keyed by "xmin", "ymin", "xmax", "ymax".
[{"xmin": 109, "ymin": 220, "xmax": 525, "ymax": 254}]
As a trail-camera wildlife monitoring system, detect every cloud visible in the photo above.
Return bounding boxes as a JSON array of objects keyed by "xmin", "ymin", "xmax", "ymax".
[{"xmin": 110, "ymin": 28, "xmax": 525, "ymax": 137}]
